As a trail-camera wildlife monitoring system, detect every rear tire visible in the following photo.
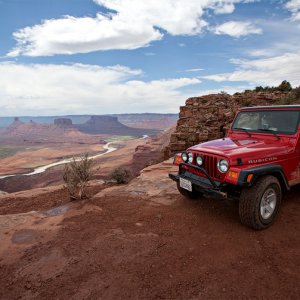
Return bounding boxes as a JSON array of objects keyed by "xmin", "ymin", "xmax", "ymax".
[
  {"xmin": 176, "ymin": 181, "xmax": 202, "ymax": 200},
  {"xmin": 239, "ymin": 175, "xmax": 281, "ymax": 230}
]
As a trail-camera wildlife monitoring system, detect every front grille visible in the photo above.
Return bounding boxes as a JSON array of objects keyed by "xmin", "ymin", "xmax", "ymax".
[
  {"xmin": 202, "ymin": 154, "xmax": 218, "ymax": 179},
  {"xmin": 186, "ymin": 152, "xmax": 220, "ymax": 180}
]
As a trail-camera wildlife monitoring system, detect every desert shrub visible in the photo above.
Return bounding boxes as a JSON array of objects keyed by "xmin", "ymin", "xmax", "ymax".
[
  {"xmin": 277, "ymin": 80, "xmax": 292, "ymax": 92},
  {"xmin": 240, "ymin": 99, "xmax": 252, "ymax": 107},
  {"xmin": 219, "ymin": 91, "xmax": 229, "ymax": 95},
  {"xmin": 63, "ymin": 153, "xmax": 93, "ymax": 200},
  {"xmin": 110, "ymin": 167, "xmax": 132, "ymax": 184},
  {"xmin": 276, "ymin": 94, "xmax": 296, "ymax": 105},
  {"xmin": 255, "ymin": 86, "xmax": 264, "ymax": 91},
  {"xmin": 292, "ymin": 86, "xmax": 300, "ymax": 99}
]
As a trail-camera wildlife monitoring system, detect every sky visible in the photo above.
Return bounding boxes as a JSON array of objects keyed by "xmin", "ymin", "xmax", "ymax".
[{"xmin": 0, "ymin": 0, "xmax": 300, "ymax": 116}]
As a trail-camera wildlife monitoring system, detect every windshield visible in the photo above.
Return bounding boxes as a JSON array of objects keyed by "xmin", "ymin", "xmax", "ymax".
[{"xmin": 232, "ymin": 110, "xmax": 300, "ymax": 135}]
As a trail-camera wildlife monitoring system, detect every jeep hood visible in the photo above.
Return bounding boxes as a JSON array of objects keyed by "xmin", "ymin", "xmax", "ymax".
[{"xmin": 189, "ymin": 137, "xmax": 292, "ymax": 166}]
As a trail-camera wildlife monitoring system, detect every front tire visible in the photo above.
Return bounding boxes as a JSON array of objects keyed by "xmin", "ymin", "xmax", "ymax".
[
  {"xmin": 176, "ymin": 181, "xmax": 202, "ymax": 200},
  {"xmin": 239, "ymin": 175, "xmax": 281, "ymax": 230}
]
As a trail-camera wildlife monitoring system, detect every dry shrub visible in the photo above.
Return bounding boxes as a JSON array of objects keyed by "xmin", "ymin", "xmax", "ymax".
[
  {"xmin": 63, "ymin": 153, "xmax": 93, "ymax": 200},
  {"xmin": 110, "ymin": 167, "xmax": 131, "ymax": 184}
]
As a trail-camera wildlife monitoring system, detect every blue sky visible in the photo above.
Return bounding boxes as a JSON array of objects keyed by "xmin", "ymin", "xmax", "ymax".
[{"xmin": 0, "ymin": 0, "xmax": 300, "ymax": 116}]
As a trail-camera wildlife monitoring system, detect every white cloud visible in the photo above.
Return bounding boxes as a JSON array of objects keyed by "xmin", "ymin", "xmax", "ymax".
[
  {"xmin": 0, "ymin": 62, "xmax": 201, "ymax": 115},
  {"xmin": 196, "ymin": 85, "xmax": 250, "ymax": 95},
  {"xmin": 213, "ymin": 21, "xmax": 262, "ymax": 37},
  {"xmin": 203, "ymin": 52, "xmax": 300, "ymax": 86},
  {"xmin": 212, "ymin": 2, "xmax": 235, "ymax": 14},
  {"xmin": 285, "ymin": 0, "xmax": 300, "ymax": 21},
  {"xmin": 248, "ymin": 41, "xmax": 300, "ymax": 57},
  {"xmin": 8, "ymin": 14, "xmax": 163, "ymax": 57},
  {"xmin": 186, "ymin": 68, "xmax": 205, "ymax": 72},
  {"xmin": 8, "ymin": 0, "xmax": 256, "ymax": 57}
]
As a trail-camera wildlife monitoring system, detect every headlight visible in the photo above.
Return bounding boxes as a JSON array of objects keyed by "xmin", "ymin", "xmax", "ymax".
[
  {"xmin": 217, "ymin": 159, "xmax": 229, "ymax": 173},
  {"xmin": 196, "ymin": 155, "xmax": 203, "ymax": 166},
  {"xmin": 181, "ymin": 152, "xmax": 188, "ymax": 162},
  {"xmin": 188, "ymin": 152, "xmax": 193, "ymax": 163}
]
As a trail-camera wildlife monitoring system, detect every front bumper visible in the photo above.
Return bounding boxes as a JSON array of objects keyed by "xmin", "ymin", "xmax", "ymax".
[{"xmin": 169, "ymin": 162, "xmax": 227, "ymax": 199}]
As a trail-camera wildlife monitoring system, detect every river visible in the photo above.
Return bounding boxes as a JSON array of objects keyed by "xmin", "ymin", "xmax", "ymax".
[{"xmin": 0, "ymin": 135, "xmax": 148, "ymax": 180}]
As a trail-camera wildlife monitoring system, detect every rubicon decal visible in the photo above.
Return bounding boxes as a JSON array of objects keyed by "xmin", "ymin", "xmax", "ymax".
[{"xmin": 248, "ymin": 157, "xmax": 278, "ymax": 164}]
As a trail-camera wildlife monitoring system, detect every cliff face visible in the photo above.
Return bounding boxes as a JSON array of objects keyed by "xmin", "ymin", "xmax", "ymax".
[
  {"xmin": 113, "ymin": 113, "xmax": 178, "ymax": 130},
  {"xmin": 0, "ymin": 118, "xmax": 102, "ymax": 144},
  {"xmin": 76, "ymin": 116, "xmax": 157, "ymax": 136},
  {"xmin": 169, "ymin": 91, "xmax": 298, "ymax": 155}
]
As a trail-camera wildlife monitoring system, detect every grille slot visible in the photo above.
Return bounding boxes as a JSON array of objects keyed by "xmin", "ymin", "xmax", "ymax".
[{"xmin": 202, "ymin": 154, "xmax": 218, "ymax": 179}]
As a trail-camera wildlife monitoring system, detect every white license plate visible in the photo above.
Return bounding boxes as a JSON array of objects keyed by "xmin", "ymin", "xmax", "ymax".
[{"xmin": 179, "ymin": 177, "xmax": 192, "ymax": 192}]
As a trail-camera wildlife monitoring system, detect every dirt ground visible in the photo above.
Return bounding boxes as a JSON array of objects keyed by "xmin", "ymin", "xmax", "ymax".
[{"xmin": 0, "ymin": 160, "xmax": 299, "ymax": 299}]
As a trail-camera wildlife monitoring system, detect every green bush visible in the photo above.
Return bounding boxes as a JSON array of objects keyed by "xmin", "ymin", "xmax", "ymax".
[
  {"xmin": 255, "ymin": 86, "xmax": 264, "ymax": 92},
  {"xmin": 63, "ymin": 153, "xmax": 93, "ymax": 200},
  {"xmin": 110, "ymin": 167, "xmax": 132, "ymax": 184},
  {"xmin": 292, "ymin": 87, "xmax": 300, "ymax": 99},
  {"xmin": 277, "ymin": 80, "xmax": 292, "ymax": 92},
  {"xmin": 240, "ymin": 99, "xmax": 252, "ymax": 107},
  {"xmin": 276, "ymin": 94, "xmax": 296, "ymax": 105}
]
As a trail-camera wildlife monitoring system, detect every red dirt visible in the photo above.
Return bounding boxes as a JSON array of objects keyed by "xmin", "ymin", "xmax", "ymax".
[
  {"xmin": 0, "ymin": 161, "xmax": 299, "ymax": 299},
  {"xmin": 0, "ymin": 182, "xmax": 110, "ymax": 215}
]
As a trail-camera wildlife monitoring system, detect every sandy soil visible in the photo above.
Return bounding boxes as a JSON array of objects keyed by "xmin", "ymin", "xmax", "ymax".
[{"xmin": 0, "ymin": 160, "xmax": 299, "ymax": 299}]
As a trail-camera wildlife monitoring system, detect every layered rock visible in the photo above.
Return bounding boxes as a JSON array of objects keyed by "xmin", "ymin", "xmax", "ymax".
[
  {"xmin": 169, "ymin": 91, "xmax": 296, "ymax": 155},
  {"xmin": 76, "ymin": 116, "xmax": 156, "ymax": 136},
  {"xmin": 0, "ymin": 118, "xmax": 103, "ymax": 144},
  {"xmin": 131, "ymin": 127, "xmax": 175, "ymax": 175},
  {"xmin": 114, "ymin": 113, "xmax": 178, "ymax": 130}
]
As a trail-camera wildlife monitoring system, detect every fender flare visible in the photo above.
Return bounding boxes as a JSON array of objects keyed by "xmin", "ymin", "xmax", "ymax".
[{"xmin": 237, "ymin": 164, "xmax": 290, "ymax": 190}]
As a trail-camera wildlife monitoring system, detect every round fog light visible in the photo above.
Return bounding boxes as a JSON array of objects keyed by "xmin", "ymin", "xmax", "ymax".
[
  {"xmin": 188, "ymin": 152, "xmax": 193, "ymax": 163},
  {"xmin": 196, "ymin": 156, "xmax": 203, "ymax": 166},
  {"xmin": 218, "ymin": 159, "xmax": 229, "ymax": 173},
  {"xmin": 181, "ymin": 152, "xmax": 188, "ymax": 162}
]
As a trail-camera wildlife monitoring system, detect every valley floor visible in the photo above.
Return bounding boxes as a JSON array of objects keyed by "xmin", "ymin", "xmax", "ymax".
[{"xmin": 0, "ymin": 160, "xmax": 299, "ymax": 299}]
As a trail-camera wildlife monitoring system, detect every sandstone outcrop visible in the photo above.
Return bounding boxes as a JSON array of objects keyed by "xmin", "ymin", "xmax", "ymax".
[
  {"xmin": 169, "ymin": 91, "xmax": 298, "ymax": 155},
  {"xmin": 113, "ymin": 113, "xmax": 178, "ymax": 130},
  {"xmin": 76, "ymin": 116, "xmax": 156, "ymax": 136},
  {"xmin": 0, "ymin": 118, "xmax": 104, "ymax": 144},
  {"xmin": 131, "ymin": 127, "xmax": 175, "ymax": 175}
]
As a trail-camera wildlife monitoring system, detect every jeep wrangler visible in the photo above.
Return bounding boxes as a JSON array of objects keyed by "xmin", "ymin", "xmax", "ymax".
[{"xmin": 169, "ymin": 105, "xmax": 300, "ymax": 230}]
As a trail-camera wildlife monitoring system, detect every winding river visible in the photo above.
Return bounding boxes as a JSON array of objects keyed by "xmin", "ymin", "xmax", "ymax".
[{"xmin": 0, "ymin": 135, "xmax": 148, "ymax": 180}]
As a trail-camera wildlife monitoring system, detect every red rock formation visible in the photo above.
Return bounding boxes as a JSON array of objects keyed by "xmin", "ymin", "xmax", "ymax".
[
  {"xmin": 131, "ymin": 127, "xmax": 175, "ymax": 175},
  {"xmin": 115, "ymin": 113, "xmax": 178, "ymax": 129},
  {"xmin": 0, "ymin": 118, "xmax": 103, "ymax": 144},
  {"xmin": 76, "ymin": 115, "xmax": 157, "ymax": 136}
]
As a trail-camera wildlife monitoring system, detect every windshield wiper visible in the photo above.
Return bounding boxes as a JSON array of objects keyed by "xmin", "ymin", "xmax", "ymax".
[
  {"xmin": 233, "ymin": 127, "xmax": 252, "ymax": 137},
  {"xmin": 257, "ymin": 128, "xmax": 280, "ymax": 140}
]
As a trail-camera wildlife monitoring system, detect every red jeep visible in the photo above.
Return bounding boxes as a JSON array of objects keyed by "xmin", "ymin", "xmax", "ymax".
[{"xmin": 169, "ymin": 105, "xmax": 300, "ymax": 230}]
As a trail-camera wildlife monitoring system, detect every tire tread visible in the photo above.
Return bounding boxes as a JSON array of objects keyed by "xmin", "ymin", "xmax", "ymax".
[{"xmin": 239, "ymin": 175, "xmax": 281, "ymax": 230}]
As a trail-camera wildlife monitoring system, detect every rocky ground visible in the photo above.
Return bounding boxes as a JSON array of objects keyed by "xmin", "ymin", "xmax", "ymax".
[{"xmin": 0, "ymin": 159, "xmax": 299, "ymax": 299}]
